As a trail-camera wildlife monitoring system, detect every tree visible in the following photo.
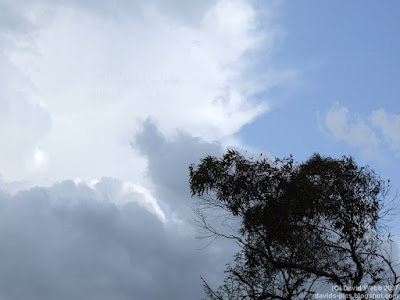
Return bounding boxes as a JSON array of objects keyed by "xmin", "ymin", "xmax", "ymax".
[{"xmin": 189, "ymin": 150, "xmax": 399, "ymax": 299}]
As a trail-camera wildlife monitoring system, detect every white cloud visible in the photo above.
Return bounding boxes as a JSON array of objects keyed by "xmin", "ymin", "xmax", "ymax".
[
  {"xmin": 371, "ymin": 109, "xmax": 400, "ymax": 157},
  {"xmin": 0, "ymin": 0, "xmax": 292, "ymax": 186},
  {"xmin": 324, "ymin": 105, "xmax": 380, "ymax": 158},
  {"xmin": 322, "ymin": 105, "xmax": 400, "ymax": 162},
  {"xmin": 0, "ymin": 51, "xmax": 52, "ymax": 179}
]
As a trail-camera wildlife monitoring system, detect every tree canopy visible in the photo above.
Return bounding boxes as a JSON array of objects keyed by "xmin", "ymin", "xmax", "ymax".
[{"xmin": 189, "ymin": 150, "xmax": 398, "ymax": 299}]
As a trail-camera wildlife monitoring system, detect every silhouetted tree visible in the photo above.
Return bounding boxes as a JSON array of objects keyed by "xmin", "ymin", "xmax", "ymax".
[{"xmin": 189, "ymin": 150, "xmax": 399, "ymax": 299}]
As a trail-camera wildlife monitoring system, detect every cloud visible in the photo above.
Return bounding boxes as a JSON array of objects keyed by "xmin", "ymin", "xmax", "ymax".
[
  {"xmin": 371, "ymin": 109, "xmax": 400, "ymax": 157},
  {"xmin": 134, "ymin": 119, "xmax": 223, "ymax": 218},
  {"xmin": 0, "ymin": 117, "xmax": 397, "ymax": 299},
  {"xmin": 0, "ymin": 178, "xmax": 235, "ymax": 300},
  {"xmin": 0, "ymin": 50, "xmax": 52, "ymax": 179},
  {"xmin": 0, "ymin": 2, "xmax": 292, "ymax": 297},
  {"xmin": 0, "ymin": 0, "xmax": 292, "ymax": 185},
  {"xmin": 323, "ymin": 105, "xmax": 380, "ymax": 158},
  {"xmin": 322, "ymin": 105, "xmax": 400, "ymax": 162},
  {"xmin": 0, "ymin": 115, "xmax": 242, "ymax": 299}
]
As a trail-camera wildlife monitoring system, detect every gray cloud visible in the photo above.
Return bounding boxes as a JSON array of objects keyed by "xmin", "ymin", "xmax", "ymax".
[
  {"xmin": 134, "ymin": 119, "xmax": 223, "ymax": 218},
  {"xmin": 0, "ymin": 120, "xmax": 240, "ymax": 300},
  {"xmin": 0, "ymin": 178, "xmax": 231, "ymax": 300}
]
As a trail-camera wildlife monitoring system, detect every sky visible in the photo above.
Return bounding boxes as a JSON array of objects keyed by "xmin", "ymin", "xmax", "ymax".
[{"xmin": 0, "ymin": 0, "xmax": 400, "ymax": 299}]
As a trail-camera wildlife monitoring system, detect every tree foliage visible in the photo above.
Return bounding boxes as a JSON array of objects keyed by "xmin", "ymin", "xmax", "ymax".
[{"xmin": 189, "ymin": 150, "xmax": 399, "ymax": 299}]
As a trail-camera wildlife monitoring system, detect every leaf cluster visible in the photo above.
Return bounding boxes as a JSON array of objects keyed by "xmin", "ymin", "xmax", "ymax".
[{"xmin": 189, "ymin": 150, "xmax": 397, "ymax": 299}]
